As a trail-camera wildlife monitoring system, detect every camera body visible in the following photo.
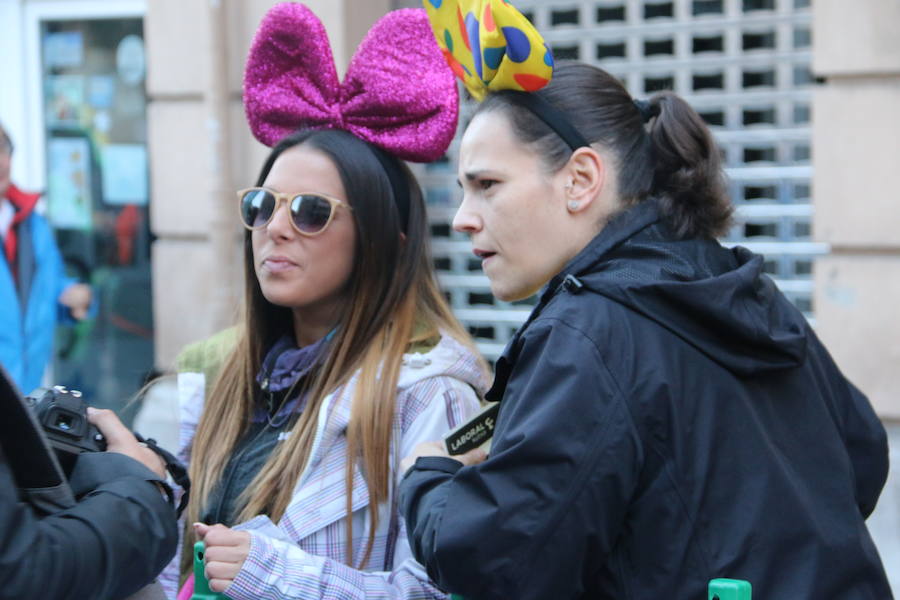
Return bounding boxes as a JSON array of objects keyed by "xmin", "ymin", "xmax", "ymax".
[{"xmin": 25, "ymin": 386, "xmax": 106, "ymax": 472}]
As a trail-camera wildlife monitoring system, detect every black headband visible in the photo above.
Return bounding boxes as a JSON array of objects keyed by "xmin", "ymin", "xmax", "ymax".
[
  {"xmin": 504, "ymin": 91, "xmax": 590, "ymax": 151},
  {"xmin": 369, "ymin": 145, "xmax": 410, "ymax": 234}
]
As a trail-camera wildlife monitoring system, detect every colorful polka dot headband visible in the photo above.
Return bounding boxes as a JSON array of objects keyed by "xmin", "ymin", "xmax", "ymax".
[
  {"xmin": 243, "ymin": 3, "xmax": 459, "ymax": 162},
  {"xmin": 423, "ymin": 0, "xmax": 589, "ymax": 151}
]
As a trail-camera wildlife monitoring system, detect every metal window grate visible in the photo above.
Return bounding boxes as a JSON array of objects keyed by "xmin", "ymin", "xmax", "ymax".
[{"xmin": 417, "ymin": 0, "xmax": 818, "ymax": 362}]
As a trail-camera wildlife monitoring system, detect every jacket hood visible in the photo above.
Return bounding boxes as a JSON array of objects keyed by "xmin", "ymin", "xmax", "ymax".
[
  {"xmin": 397, "ymin": 332, "xmax": 490, "ymax": 396},
  {"xmin": 548, "ymin": 199, "xmax": 808, "ymax": 376}
]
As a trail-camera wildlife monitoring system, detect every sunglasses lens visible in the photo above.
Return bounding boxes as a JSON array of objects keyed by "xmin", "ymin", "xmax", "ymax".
[
  {"xmin": 291, "ymin": 195, "xmax": 334, "ymax": 234},
  {"xmin": 240, "ymin": 189, "xmax": 275, "ymax": 228}
]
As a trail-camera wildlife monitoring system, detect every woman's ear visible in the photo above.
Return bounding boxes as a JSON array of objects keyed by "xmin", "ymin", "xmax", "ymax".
[{"xmin": 563, "ymin": 147, "xmax": 605, "ymax": 214}]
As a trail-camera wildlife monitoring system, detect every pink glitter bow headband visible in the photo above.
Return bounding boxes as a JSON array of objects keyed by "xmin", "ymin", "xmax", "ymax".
[{"xmin": 243, "ymin": 3, "xmax": 459, "ymax": 163}]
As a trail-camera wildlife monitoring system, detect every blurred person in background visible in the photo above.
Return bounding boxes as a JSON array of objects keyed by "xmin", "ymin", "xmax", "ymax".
[{"xmin": 0, "ymin": 121, "xmax": 92, "ymax": 394}]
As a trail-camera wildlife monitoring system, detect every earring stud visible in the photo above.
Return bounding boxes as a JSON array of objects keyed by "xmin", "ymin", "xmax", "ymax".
[{"xmin": 567, "ymin": 200, "xmax": 579, "ymax": 211}]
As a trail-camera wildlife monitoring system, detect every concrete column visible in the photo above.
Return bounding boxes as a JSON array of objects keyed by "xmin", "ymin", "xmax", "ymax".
[
  {"xmin": 146, "ymin": 0, "xmax": 390, "ymax": 369},
  {"xmin": 812, "ymin": 0, "xmax": 900, "ymax": 419}
]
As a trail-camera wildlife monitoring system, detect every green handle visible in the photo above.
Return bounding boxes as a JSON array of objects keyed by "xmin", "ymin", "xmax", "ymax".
[
  {"xmin": 191, "ymin": 541, "xmax": 226, "ymax": 600},
  {"xmin": 708, "ymin": 578, "xmax": 752, "ymax": 600}
]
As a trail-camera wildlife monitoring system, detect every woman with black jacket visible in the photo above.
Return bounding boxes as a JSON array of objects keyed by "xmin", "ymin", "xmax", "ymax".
[{"xmin": 398, "ymin": 59, "xmax": 892, "ymax": 600}]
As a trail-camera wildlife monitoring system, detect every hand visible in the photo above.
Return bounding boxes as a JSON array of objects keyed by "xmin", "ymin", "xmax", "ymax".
[
  {"xmin": 59, "ymin": 283, "xmax": 92, "ymax": 320},
  {"xmin": 194, "ymin": 523, "xmax": 251, "ymax": 593},
  {"xmin": 400, "ymin": 440, "xmax": 487, "ymax": 476},
  {"xmin": 86, "ymin": 407, "xmax": 166, "ymax": 478}
]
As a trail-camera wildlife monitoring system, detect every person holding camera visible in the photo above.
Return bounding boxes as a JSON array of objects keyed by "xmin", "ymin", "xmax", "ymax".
[{"xmin": 0, "ymin": 369, "xmax": 178, "ymax": 600}]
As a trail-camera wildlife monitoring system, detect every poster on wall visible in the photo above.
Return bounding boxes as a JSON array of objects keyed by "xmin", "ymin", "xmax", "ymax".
[
  {"xmin": 43, "ymin": 30, "xmax": 84, "ymax": 69},
  {"xmin": 45, "ymin": 75, "xmax": 85, "ymax": 126},
  {"xmin": 46, "ymin": 137, "xmax": 92, "ymax": 230},
  {"xmin": 101, "ymin": 144, "xmax": 147, "ymax": 205},
  {"xmin": 88, "ymin": 75, "xmax": 116, "ymax": 110},
  {"xmin": 115, "ymin": 34, "xmax": 145, "ymax": 86}
]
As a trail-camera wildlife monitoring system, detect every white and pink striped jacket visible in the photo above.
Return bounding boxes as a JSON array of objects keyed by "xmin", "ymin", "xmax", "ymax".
[{"xmin": 160, "ymin": 333, "xmax": 487, "ymax": 600}]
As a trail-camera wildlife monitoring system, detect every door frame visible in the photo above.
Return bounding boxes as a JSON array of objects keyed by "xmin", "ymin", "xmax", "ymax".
[{"xmin": 22, "ymin": 0, "xmax": 146, "ymax": 191}]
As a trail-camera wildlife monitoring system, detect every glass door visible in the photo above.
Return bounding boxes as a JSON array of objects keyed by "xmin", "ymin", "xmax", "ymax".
[{"xmin": 39, "ymin": 16, "xmax": 152, "ymax": 423}]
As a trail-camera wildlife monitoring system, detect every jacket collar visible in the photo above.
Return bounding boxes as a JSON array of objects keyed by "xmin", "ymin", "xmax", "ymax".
[
  {"xmin": 5, "ymin": 184, "xmax": 40, "ymax": 222},
  {"xmin": 544, "ymin": 198, "xmax": 663, "ymax": 298}
]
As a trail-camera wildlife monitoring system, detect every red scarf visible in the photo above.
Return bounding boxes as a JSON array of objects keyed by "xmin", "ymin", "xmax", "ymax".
[{"xmin": 3, "ymin": 184, "xmax": 40, "ymax": 280}]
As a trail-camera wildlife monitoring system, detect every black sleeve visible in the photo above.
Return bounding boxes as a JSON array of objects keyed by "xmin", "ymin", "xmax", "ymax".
[
  {"xmin": 400, "ymin": 456, "xmax": 463, "ymax": 573},
  {"xmin": 0, "ymin": 450, "xmax": 178, "ymax": 600},
  {"xmin": 840, "ymin": 380, "xmax": 889, "ymax": 518},
  {"xmin": 400, "ymin": 319, "xmax": 643, "ymax": 600}
]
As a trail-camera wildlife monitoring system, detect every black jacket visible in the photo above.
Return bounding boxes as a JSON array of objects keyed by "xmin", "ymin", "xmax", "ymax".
[
  {"xmin": 0, "ymin": 374, "xmax": 178, "ymax": 600},
  {"xmin": 400, "ymin": 199, "xmax": 891, "ymax": 600}
]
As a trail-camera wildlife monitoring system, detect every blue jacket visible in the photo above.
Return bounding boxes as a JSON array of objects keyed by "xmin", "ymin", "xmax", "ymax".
[
  {"xmin": 0, "ymin": 209, "xmax": 75, "ymax": 395},
  {"xmin": 400, "ymin": 199, "xmax": 890, "ymax": 599}
]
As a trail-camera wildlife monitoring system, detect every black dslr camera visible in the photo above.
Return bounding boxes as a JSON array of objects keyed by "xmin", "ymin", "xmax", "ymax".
[
  {"xmin": 24, "ymin": 384, "xmax": 192, "ymax": 517},
  {"xmin": 25, "ymin": 386, "xmax": 106, "ymax": 473}
]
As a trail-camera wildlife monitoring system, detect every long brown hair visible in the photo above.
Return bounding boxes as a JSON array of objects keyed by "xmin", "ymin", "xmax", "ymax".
[{"xmin": 183, "ymin": 129, "xmax": 484, "ymax": 573}]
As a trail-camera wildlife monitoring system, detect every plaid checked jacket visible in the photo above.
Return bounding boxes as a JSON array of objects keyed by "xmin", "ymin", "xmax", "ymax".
[{"xmin": 159, "ymin": 334, "xmax": 487, "ymax": 599}]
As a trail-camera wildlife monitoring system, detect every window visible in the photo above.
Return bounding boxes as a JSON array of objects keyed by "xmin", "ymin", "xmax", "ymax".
[
  {"xmin": 745, "ymin": 222, "xmax": 778, "ymax": 238},
  {"xmin": 793, "ymin": 27, "xmax": 811, "ymax": 48},
  {"xmin": 743, "ymin": 31, "xmax": 776, "ymax": 51},
  {"xmin": 596, "ymin": 4, "xmax": 625, "ymax": 22},
  {"xmin": 468, "ymin": 325, "xmax": 496, "ymax": 339},
  {"xmin": 551, "ymin": 8, "xmax": 580, "ymax": 25},
  {"xmin": 699, "ymin": 109, "xmax": 726, "ymax": 127},
  {"xmin": 645, "ymin": 74, "xmax": 675, "ymax": 92},
  {"xmin": 597, "ymin": 41, "xmax": 626, "ymax": 59},
  {"xmin": 693, "ymin": 0, "xmax": 723, "ymax": 16},
  {"xmin": 644, "ymin": 2, "xmax": 674, "ymax": 19},
  {"xmin": 793, "ymin": 144, "xmax": 811, "ymax": 162},
  {"xmin": 744, "ymin": 185, "xmax": 778, "ymax": 201},
  {"xmin": 743, "ymin": 107, "xmax": 777, "ymax": 126},
  {"xmin": 468, "ymin": 292, "xmax": 495, "ymax": 306},
  {"xmin": 693, "ymin": 34, "xmax": 724, "ymax": 53},
  {"xmin": 644, "ymin": 38, "xmax": 675, "ymax": 56},
  {"xmin": 793, "ymin": 65, "xmax": 813, "ymax": 86},
  {"xmin": 694, "ymin": 72, "xmax": 725, "ymax": 91},
  {"xmin": 552, "ymin": 45, "xmax": 580, "ymax": 60},
  {"xmin": 743, "ymin": 0, "xmax": 775, "ymax": 12},
  {"xmin": 744, "ymin": 146, "xmax": 777, "ymax": 163},
  {"xmin": 743, "ymin": 69, "xmax": 776, "ymax": 88}
]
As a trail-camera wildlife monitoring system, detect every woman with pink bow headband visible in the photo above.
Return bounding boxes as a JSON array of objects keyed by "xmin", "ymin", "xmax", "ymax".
[{"xmin": 158, "ymin": 4, "xmax": 488, "ymax": 599}]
